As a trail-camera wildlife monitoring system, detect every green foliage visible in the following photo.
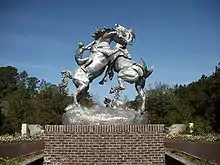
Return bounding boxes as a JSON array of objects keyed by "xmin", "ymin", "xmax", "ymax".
[
  {"xmin": 0, "ymin": 62, "xmax": 220, "ymax": 134},
  {"xmin": 31, "ymin": 84, "xmax": 71, "ymax": 125},
  {"xmin": 127, "ymin": 62, "xmax": 220, "ymax": 134},
  {"xmin": 147, "ymin": 87, "xmax": 192, "ymax": 126},
  {"xmin": 0, "ymin": 134, "xmax": 42, "ymax": 143},
  {"xmin": 193, "ymin": 117, "xmax": 213, "ymax": 135},
  {"xmin": 174, "ymin": 63, "xmax": 220, "ymax": 133},
  {"xmin": 0, "ymin": 66, "xmax": 95, "ymax": 134},
  {"xmin": 0, "ymin": 66, "xmax": 18, "ymax": 100}
]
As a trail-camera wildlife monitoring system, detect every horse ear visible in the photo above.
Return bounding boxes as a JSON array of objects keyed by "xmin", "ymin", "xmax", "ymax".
[
  {"xmin": 150, "ymin": 65, "xmax": 154, "ymax": 71},
  {"xmin": 130, "ymin": 28, "xmax": 136, "ymax": 39}
]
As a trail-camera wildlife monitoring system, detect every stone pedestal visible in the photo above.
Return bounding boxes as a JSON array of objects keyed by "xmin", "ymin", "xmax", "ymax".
[{"xmin": 62, "ymin": 104, "xmax": 148, "ymax": 125}]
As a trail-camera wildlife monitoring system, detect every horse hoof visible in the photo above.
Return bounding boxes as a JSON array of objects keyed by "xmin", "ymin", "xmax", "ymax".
[
  {"xmin": 119, "ymin": 86, "xmax": 125, "ymax": 90},
  {"xmin": 109, "ymin": 88, "xmax": 114, "ymax": 94},
  {"xmin": 138, "ymin": 109, "xmax": 145, "ymax": 115},
  {"xmin": 73, "ymin": 103, "xmax": 80, "ymax": 107},
  {"xmin": 99, "ymin": 81, "xmax": 104, "ymax": 85},
  {"xmin": 109, "ymin": 90, "xmax": 114, "ymax": 94}
]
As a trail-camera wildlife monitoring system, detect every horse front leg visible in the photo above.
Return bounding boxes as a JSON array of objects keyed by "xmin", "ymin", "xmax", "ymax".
[
  {"xmin": 99, "ymin": 68, "xmax": 109, "ymax": 85},
  {"xmin": 99, "ymin": 62, "xmax": 114, "ymax": 85}
]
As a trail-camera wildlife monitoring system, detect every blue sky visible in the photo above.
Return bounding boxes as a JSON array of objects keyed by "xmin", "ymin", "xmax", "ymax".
[{"xmin": 0, "ymin": 0, "xmax": 220, "ymax": 100}]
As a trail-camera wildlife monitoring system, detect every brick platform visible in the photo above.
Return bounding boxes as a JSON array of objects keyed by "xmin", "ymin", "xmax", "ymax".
[{"xmin": 44, "ymin": 125, "xmax": 165, "ymax": 165}]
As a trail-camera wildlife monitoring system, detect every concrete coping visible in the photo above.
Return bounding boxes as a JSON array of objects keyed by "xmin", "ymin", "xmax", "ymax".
[
  {"xmin": 45, "ymin": 124, "xmax": 164, "ymax": 133},
  {"xmin": 18, "ymin": 154, "xmax": 44, "ymax": 165}
]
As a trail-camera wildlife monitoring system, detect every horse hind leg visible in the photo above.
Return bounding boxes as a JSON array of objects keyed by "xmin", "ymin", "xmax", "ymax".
[
  {"xmin": 118, "ymin": 77, "xmax": 126, "ymax": 90},
  {"xmin": 59, "ymin": 82, "xmax": 67, "ymax": 93},
  {"xmin": 111, "ymin": 68, "xmax": 139, "ymax": 93},
  {"xmin": 135, "ymin": 78, "xmax": 146, "ymax": 114}
]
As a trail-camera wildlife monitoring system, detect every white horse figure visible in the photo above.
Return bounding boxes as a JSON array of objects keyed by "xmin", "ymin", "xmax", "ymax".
[
  {"xmin": 100, "ymin": 43, "xmax": 153, "ymax": 114},
  {"xmin": 59, "ymin": 24, "xmax": 135, "ymax": 105}
]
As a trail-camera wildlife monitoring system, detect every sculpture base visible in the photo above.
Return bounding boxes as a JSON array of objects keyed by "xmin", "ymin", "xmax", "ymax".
[
  {"xmin": 44, "ymin": 124, "xmax": 165, "ymax": 164},
  {"xmin": 62, "ymin": 104, "xmax": 148, "ymax": 125}
]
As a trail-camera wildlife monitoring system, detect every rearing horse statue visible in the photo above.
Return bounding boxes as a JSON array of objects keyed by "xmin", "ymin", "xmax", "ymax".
[
  {"xmin": 99, "ymin": 43, "xmax": 153, "ymax": 114},
  {"xmin": 59, "ymin": 24, "xmax": 135, "ymax": 105}
]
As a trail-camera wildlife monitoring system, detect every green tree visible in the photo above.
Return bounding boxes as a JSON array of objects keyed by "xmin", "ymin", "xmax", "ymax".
[
  {"xmin": 174, "ymin": 62, "xmax": 220, "ymax": 133},
  {"xmin": 3, "ymin": 86, "xmax": 33, "ymax": 133},
  {"xmin": 32, "ymin": 84, "xmax": 71, "ymax": 125},
  {"xmin": 0, "ymin": 66, "xmax": 18, "ymax": 100},
  {"xmin": 147, "ymin": 84, "xmax": 192, "ymax": 126},
  {"xmin": 0, "ymin": 66, "xmax": 19, "ymax": 134}
]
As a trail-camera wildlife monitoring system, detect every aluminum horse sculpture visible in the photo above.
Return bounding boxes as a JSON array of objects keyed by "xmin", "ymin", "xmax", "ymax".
[
  {"xmin": 59, "ymin": 24, "xmax": 135, "ymax": 105},
  {"xmin": 99, "ymin": 43, "xmax": 153, "ymax": 114}
]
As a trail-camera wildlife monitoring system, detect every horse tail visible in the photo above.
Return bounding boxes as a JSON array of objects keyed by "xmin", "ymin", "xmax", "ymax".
[{"xmin": 140, "ymin": 57, "xmax": 154, "ymax": 78}]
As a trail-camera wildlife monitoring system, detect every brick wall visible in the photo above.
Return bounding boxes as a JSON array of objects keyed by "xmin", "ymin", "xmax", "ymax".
[{"xmin": 44, "ymin": 125, "xmax": 165, "ymax": 165}]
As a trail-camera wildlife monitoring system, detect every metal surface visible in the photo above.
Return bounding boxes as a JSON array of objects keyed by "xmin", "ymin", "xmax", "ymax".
[
  {"xmin": 100, "ymin": 43, "xmax": 153, "ymax": 113},
  {"xmin": 59, "ymin": 24, "xmax": 135, "ymax": 105},
  {"xmin": 62, "ymin": 104, "xmax": 148, "ymax": 125},
  {"xmin": 59, "ymin": 24, "xmax": 153, "ymax": 114}
]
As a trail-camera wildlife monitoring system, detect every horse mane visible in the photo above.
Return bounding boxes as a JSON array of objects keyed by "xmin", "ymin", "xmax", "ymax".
[{"xmin": 92, "ymin": 27, "xmax": 115, "ymax": 40}]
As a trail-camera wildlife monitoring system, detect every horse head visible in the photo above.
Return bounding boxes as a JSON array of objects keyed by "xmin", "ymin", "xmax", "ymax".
[
  {"xmin": 114, "ymin": 24, "xmax": 136, "ymax": 46},
  {"xmin": 91, "ymin": 24, "xmax": 135, "ymax": 47}
]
